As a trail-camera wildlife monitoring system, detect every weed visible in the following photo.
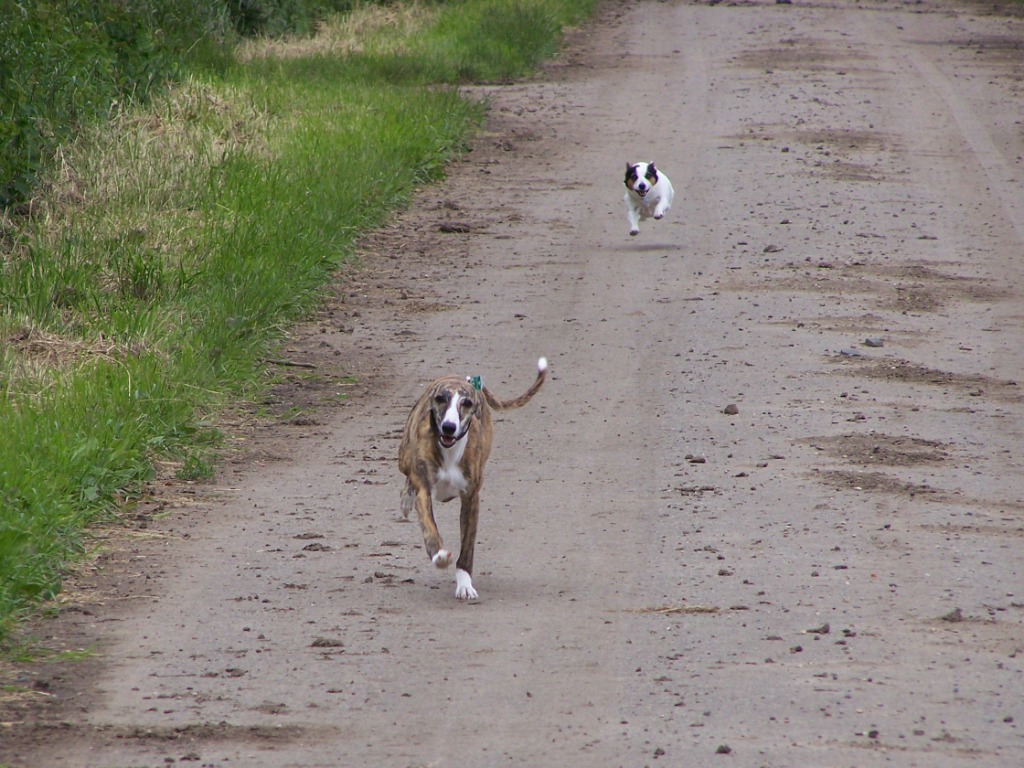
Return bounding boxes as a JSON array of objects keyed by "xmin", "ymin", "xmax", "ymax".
[{"xmin": 176, "ymin": 453, "xmax": 216, "ymax": 482}]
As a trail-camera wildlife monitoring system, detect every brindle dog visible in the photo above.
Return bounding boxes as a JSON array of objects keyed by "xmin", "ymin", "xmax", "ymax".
[{"xmin": 398, "ymin": 358, "xmax": 547, "ymax": 599}]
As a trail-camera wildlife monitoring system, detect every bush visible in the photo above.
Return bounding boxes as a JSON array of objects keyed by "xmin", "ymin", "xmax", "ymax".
[
  {"xmin": 0, "ymin": 0, "xmax": 364, "ymax": 209},
  {"xmin": 225, "ymin": 0, "xmax": 358, "ymax": 37},
  {"xmin": 3, "ymin": 2, "xmax": 184, "ymax": 207}
]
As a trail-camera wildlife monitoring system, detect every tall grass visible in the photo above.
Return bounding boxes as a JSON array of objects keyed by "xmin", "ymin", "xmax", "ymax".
[
  {"xmin": 0, "ymin": 0, "xmax": 364, "ymax": 208},
  {"xmin": 0, "ymin": 0, "xmax": 596, "ymax": 640},
  {"xmin": 0, "ymin": 0, "xmax": 235, "ymax": 208}
]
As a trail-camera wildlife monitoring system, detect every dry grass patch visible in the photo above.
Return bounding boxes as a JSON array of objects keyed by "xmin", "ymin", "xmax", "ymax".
[
  {"xmin": 39, "ymin": 78, "xmax": 273, "ymax": 223},
  {"xmin": 236, "ymin": 2, "xmax": 440, "ymax": 62},
  {"xmin": 0, "ymin": 326, "xmax": 152, "ymax": 402}
]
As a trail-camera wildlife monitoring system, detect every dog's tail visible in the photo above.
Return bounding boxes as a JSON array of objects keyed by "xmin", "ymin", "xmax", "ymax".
[{"xmin": 481, "ymin": 357, "xmax": 548, "ymax": 411}]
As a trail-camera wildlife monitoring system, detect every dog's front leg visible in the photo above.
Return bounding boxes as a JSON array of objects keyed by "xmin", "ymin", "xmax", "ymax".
[
  {"xmin": 409, "ymin": 463, "xmax": 451, "ymax": 568},
  {"xmin": 454, "ymin": 490, "xmax": 480, "ymax": 600},
  {"xmin": 653, "ymin": 197, "xmax": 669, "ymax": 220},
  {"xmin": 625, "ymin": 196, "xmax": 641, "ymax": 236}
]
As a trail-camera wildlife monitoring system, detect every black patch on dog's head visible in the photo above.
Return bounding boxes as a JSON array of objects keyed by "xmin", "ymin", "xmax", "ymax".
[
  {"xmin": 626, "ymin": 162, "xmax": 659, "ymax": 190},
  {"xmin": 624, "ymin": 163, "xmax": 640, "ymax": 189}
]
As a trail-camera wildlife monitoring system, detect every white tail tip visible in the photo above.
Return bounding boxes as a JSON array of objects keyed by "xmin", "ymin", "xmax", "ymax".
[{"xmin": 538, "ymin": 357, "xmax": 549, "ymax": 372}]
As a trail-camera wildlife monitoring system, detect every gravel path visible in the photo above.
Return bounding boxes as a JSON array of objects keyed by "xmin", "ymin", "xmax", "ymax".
[{"xmin": 4, "ymin": 1, "xmax": 1024, "ymax": 766}]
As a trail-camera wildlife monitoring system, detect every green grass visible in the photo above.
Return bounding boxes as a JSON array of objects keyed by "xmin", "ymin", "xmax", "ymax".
[{"xmin": 0, "ymin": 0, "xmax": 596, "ymax": 642}]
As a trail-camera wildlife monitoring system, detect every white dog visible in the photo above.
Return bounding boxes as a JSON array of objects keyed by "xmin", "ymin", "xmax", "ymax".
[{"xmin": 623, "ymin": 161, "xmax": 674, "ymax": 236}]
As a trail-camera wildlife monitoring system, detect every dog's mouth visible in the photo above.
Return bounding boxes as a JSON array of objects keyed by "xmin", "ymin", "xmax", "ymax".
[
  {"xmin": 438, "ymin": 434, "xmax": 459, "ymax": 449},
  {"xmin": 635, "ymin": 187, "xmax": 648, "ymax": 198}
]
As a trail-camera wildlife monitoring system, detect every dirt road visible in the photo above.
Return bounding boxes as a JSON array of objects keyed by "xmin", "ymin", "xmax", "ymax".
[{"xmin": 4, "ymin": 0, "xmax": 1024, "ymax": 765}]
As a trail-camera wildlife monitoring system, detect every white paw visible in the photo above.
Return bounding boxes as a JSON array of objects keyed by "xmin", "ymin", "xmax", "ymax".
[
  {"xmin": 455, "ymin": 569, "xmax": 478, "ymax": 600},
  {"xmin": 630, "ymin": 229, "xmax": 639, "ymax": 236},
  {"xmin": 432, "ymin": 549, "xmax": 451, "ymax": 569},
  {"xmin": 654, "ymin": 213, "xmax": 664, "ymax": 220}
]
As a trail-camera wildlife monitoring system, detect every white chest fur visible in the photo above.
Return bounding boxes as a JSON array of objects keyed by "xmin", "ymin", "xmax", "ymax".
[{"xmin": 435, "ymin": 436, "xmax": 468, "ymax": 502}]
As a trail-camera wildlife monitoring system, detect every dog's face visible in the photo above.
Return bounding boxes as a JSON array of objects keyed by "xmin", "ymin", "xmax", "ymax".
[
  {"xmin": 625, "ymin": 162, "xmax": 659, "ymax": 198},
  {"xmin": 429, "ymin": 380, "xmax": 480, "ymax": 448}
]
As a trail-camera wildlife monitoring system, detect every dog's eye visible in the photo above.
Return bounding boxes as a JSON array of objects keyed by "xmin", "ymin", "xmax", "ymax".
[{"xmin": 434, "ymin": 394, "xmax": 448, "ymax": 405}]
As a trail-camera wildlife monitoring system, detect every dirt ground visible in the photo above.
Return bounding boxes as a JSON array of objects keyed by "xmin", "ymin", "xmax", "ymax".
[{"xmin": 3, "ymin": 0, "xmax": 1024, "ymax": 765}]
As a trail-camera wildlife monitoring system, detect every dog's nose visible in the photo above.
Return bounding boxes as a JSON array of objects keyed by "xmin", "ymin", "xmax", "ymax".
[{"xmin": 441, "ymin": 421, "xmax": 458, "ymax": 436}]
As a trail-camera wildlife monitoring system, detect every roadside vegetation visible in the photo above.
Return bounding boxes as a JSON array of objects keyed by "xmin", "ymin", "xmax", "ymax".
[{"xmin": 0, "ymin": 0, "xmax": 597, "ymax": 642}]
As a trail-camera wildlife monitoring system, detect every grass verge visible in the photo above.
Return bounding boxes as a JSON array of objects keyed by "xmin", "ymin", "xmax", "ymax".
[{"xmin": 0, "ymin": 0, "xmax": 597, "ymax": 641}]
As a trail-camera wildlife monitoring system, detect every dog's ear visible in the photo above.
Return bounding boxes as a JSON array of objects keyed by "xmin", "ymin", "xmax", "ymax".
[{"xmin": 624, "ymin": 163, "xmax": 635, "ymax": 185}]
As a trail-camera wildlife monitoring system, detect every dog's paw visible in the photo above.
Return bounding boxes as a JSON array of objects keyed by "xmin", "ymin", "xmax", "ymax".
[
  {"xmin": 654, "ymin": 213, "xmax": 664, "ymax": 220},
  {"xmin": 629, "ymin": 229, "xmax": 639, "ymax": 236},
  {"xmin": 432, "ymin": 549, "xmax": 452, "ymax": 569},
  {"xmin": 455, "ymin": 569, "xmax": 478, "ymax": 600}
]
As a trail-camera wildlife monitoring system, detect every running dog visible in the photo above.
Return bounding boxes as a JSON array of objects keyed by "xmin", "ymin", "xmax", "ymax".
[
  {"xmin": 398, "ymin": 358, "xmax": 547, "ymax": 600},
  {"xmin": 624, "ymin": 161, "xmax": 674, "ymax": 236}
]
